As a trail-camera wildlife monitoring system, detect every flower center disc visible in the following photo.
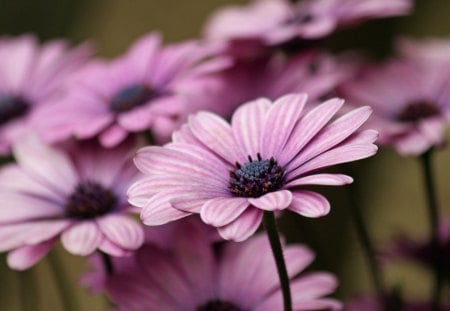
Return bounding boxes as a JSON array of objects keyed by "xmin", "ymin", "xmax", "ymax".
[
  {"xmin": 197, "ymin": 299, "xmax": 242, "ymax": 311},
  {"xmin": 65, "ymin": 181, "xmax": 117, "ymax": 219},
  {"xmin": 0, "ymin": 95, "xmax": 29, "ymax": 125},
  {"xmin": 229, "ymin": 154, "xmax": 285, "ymax": 198},
  {"xmin": 110, "ymin": 84, "xmax": 156, "ymax": 113},
  {"xmin": 397, "ymin": 101, "xmax": 440, "ymax": 123}
]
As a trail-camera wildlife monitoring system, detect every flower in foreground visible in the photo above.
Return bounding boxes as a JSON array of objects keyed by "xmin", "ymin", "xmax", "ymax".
[
  {"xmin": 83, "ymin": 220, "xmax": 342, "ymax": 310},
  {"xmin": 129, "ymin": 94, "xmax": 378, "ymax": 241},
  {"xmin": 340, "ymin": 55, "xmax": 450, "ymax": 156},
  {"xmin": 0, "ymin": 35, "xmax": 91, "ymax": 154},
  {"xmin": 35, "ymin": 32, "xmax": 229, "ymax": 147},
  {"xmin": 204, "ymin": 0, "xmax": 412, "ymax": 47},
  {"xmin": 0, "ymin": 137, "xmax": 144, "ymax": 270}
]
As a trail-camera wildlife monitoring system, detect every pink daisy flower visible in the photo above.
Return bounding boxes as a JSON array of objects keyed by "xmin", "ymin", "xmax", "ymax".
[
  {"xmin": 0, "ymin": 35, "xmax": 91, "ymax": 154},
  {"xmin": 129, "ymin": 94, "xmax": 378, "ymax": 241},
  {"xmin": 36, "ymin": 33, "xmax": 230, "ymax": 148},
  {"xmin": 0, "ymin": 137, "xmax": 144, "ymax": 270},
  {"xmin": 340, "ymin": 56, "xmax": 450, "ymax": 156},
  {"xmin": 83, "ymin": 221, "xmax": 342, "ymax": 310},
  {"xmin": 204, "ymin": 0, "xmax": 412, "ymax": 47}
]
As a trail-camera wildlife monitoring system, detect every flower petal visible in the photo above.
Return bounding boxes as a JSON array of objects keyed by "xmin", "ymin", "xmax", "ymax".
[
  {"xmin": 97, "ymin": 214, "xmax": 144, "ymax": 251},
  {"xmin": 7, "ymin": 239, "xmax": 56, "ymax": 271},
  {"xmin": 285, "ymin": 174, "xmax": 353, "ymax": 188},
  {"xmin": 200, "ymin": 197, "xmax": 249, "ymax": 227},
  {"xmin": 140, "ymin": 192, "xmax": 191, "ymax": 226},
  {"xmin": 248, "ymin": 190, "xmax": 293, "ymax": 211},
  {"xmin": 261, "ymin": 94, "xmax": 307, "ymax": 159},
  {"xmin": 289, "ymin": 191, "xmax": 330, "ymax": 218},
  {"xmin": 61, "ymin": 221, "xmax": 103, "ymax": 256},
  {"xmin": 218, "ymin": 208, "xmax": 263, "ymax": 241},
  {"xmin": 0, "ymin": 193, "xmax": 62, "ymax": 223}
]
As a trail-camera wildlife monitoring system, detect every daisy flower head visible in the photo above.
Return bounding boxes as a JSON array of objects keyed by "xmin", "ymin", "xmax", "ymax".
[
  {"xmin": 0, "ymin": 35, "xmax": 91, "ymax": 154},
  {"xmin": 129, "ymin": 94, "xmax": 378, "ymax": 241},
  {"xmin": 204, "ymin": 0, "xmax": 412, "ymax": 48},
  {"xmin": 0, "ymin": 137, "xmax": 144, "ymax": 270},
  {"xmin": 35, "ymin": 32, "xmax": 230, "ymax": 148},
  {"xmin": 340, "ymin": 56, "xmax": 450, "ymax": 156},
  {"xmin": 83, "ymin": 221, "xmax": 342, "ymax": 310}
]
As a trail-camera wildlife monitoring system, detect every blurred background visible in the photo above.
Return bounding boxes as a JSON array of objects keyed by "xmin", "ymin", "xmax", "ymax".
[{"xmin": 0, "ymin": 0, "xmax": 449, "ymax": 309}]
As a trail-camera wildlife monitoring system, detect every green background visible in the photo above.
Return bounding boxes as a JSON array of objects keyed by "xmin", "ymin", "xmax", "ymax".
[{"xmin": 0, "ymin": 0, "xmax": 449, "ymax": 309}]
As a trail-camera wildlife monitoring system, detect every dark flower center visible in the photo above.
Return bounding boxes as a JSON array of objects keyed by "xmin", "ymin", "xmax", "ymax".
[
  {"xmin": 397, "ymin": 101, "xmax": 440, "ymax": 123},
  {"xmin": 229, "ymin": 153, "xmax": 285, "ymax": 198},
  {"xmin": 0, "ymin": 95, "xmax": 30, "ymax": 126},
  {"xmin": 110, "ymin": 84, "xmax": 156, "ymax": 113},
  {"xmin": 196, "ymin": 299, "xmax": 242, "ymax": 311},
  {"xmin": 65, "ymin": 181, "xmax": 117, "ymax": 219}
]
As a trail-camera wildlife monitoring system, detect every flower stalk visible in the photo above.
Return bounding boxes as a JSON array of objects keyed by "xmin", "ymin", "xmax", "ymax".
[
  {"xmin": 419, "ymin": 150, "xmax": 443, "ymax": 311},
  {"xmin": 263, "ymin": 211, "xmax": 292, "ymax": 311}
]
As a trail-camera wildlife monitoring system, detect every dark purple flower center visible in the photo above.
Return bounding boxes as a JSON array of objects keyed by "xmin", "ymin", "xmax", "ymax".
[
  {"xmin": 229, "ymin": 153, "xmax": 285, "ymax": 198},
  {"xmin": 196, "ymin": 300, "xmax": 242, "ymax": 311},
  {"xmin": 397, "ymin": 101, "xmax": 440, "ymax": 123},
  {"xmin": 0, "ymin": 95, "xmax": 30, "ymax": 126},
  {"xmin": 110, "ymin": 84, "xmax": 156, "ymax": 113},
  {"xmin": 65, "ymin": 181, "xmax": 117, "ymax": 219}
]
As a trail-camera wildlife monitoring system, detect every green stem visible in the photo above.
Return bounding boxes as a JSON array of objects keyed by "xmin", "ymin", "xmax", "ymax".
[
  {"xmin": 18, "ymin": 269, "xmax": 39, "ymax": 311},
  {"xmin": 47, "ymin": 250, "xmax": 78, "ymax": 311},
  {"xmin": 263, "ymin": 211, "xmax": 292, "ymax": 311},
  {"xmin": 419, "ymin": 150, "xmax": 443, "ymax": 311},
  {"xmin": 347, "ymin": 186, "xmax": 386, "ymax": 300}
]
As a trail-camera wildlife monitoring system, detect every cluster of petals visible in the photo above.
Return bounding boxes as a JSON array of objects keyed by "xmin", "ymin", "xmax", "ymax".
[
  {"xmin": 83, "ymin": 220, "xmax": 342, "ymax": 310},
  {"xmin": 0, "ymin": 35, "xmax": 91, "ymax": 154},
  {"xmin": 0, "ymin": 137, "xmax": 144, "ymax": 270},
  {"xmin": 204, "ymin": 0, "xmax": 412, "ymax": 47},
  {"xmin": 340, "ymin": 46, "xmax": 450, "ymax": 156},
  {"xmin": 35, "ymin": 32, "xmax": 230, "ymax": 148},
  {"xmin": 129, "ymin": 93, "xmax": 378, "ymax": 241}
]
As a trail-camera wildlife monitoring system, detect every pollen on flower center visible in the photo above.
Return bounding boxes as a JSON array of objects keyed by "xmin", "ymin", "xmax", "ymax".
[
  {"xmin": 65, "ymin": 181, "xmax": 117, "ymax": 219},
  {"xmin": 0, "ymin": 95, "xmax": 30, "ymax": 126},
  {"xmin": 110, "ymin": 84, "xmax": 156, "ymax": 113},
  {"xmin": 397, "ymin": 101, "xmax": 440, "ymax": 123},
  {"xmin": 229, "ymin": 153, "xmax": 285, "ymax": 198},
  {"xmin": 196, "ymin": 299, "xmax": 242, "ymax": 311}
]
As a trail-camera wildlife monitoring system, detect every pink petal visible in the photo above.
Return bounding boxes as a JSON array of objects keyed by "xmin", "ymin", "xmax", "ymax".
[
  {"xmin": 289, "ymin": 191, "xmax": 330, "ymax": 218},
  {"xmin": 117, "ymin": 104, "xmax": 154, "ymax": 131},
  {"xmin": 99, "ymin": 124, "xmax": 128, "ymax": 148},
  {"xmin": 97, "ymin": 214, "xmax": 144, "ymax": 250},
  {"xmin": 231, "ymin": 98, "xmax": 271, "ymax": 158},
  {"xmin": 290, "ymin": 273, "xmax": 339, "ymax": 300},
  {"xmin": 218, "ymin": 208, "xmax": 263, "ymax": 241},
  {"xmin": 61, "ymin": 221, "xmax": 103, "ymax": 256},
  {"xmin": 26, "ymin": 220, "xmax": 71, "ymax": 244},
  {"xmin": 261, "ymin": 94, "xmax": 307, "ymax": 159},
  {"xmin": 7, "ymin": 239, "xmax": 56, "ymax": 271},
  {"xmin": 188, "ymin": 112, "xmax": 244, "ymax": 164},
  {"xmin": 279, "ymin": 98, "xmax": 344, "ymax": 166},
  {"xmin": 200, "ymin": 197, "xmax": 249, "ymax": 227},
  {"xmin": 248, "ymin": 190, "xmax": 293, "ymax": 211},
  {"xmin": 0, "ymin": 193, "xmax": 62, "ymax": 222},
  {"xmin": 13, "ymin": 136, "xmax": 78, "ymax": 196},
  {"xmin": 74, "ymin": 114, "xmax": 113, "ymax": 139},
  {"xmin": 140, "ymin": 192, "xmax": 191, "ymax": 226},
  {"xmin": 285, "ymin": 174, "xmax": 353, "ymax": 187},
  {"xmin": 98, "ymin": 239, "xmax": 133, "ymax": 257}
]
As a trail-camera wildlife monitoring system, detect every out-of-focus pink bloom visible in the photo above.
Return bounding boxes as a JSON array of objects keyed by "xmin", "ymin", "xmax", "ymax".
[
  {"xmin": 0, "ymin": 137, "xmax": 144, "ymax": 270},
  {"xmin": 129, "ymin": 94, "xmax": 378, "ymax": 241},
  {"xmin": 340, "ymin": 56, "xmax": 450, "ymax": 156},
  {"xmin": 201, "ymin": 51, "xmax": 355, "ymax": 117},
  {"xmin": 83, "ymin": 221, "xmax": 342, "ymax": 310},
  {"xmin": 384, "ymin": 220, "xmax": 450, "ymax": 279},
  {"xmin": 35, "ymin": 33, "xmax": 230, "ymax": 147},
  {"xmin": 0, "ymin": 35, "xmax": 91, "ymax": 154},
  {"xmin": 204, "ymin": 0, "xmax": 412, "ymax": 47},
  {"xmin": 346, "ymin": 296, "xmax": 450, "ymax": 311},
  {"xmin": 397, "ymin": 37, "xmax": 450, "ymax": 67}
]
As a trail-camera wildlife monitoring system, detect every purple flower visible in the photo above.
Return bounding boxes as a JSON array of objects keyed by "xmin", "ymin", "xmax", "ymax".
[
  {"xmin": 0, "ymin": 137, "xmax": 144, "ymax": 270},
  {"xmin": 35, "ymin": 33, "xmax": 229, "ymax": 148},
  {"xmin": 397, "ymin": 37, "xmax": 450, "ymax": 67},
  {"xmin": 204, "ymin": 0, "xmax": 412, "ymax": 47},
  {"xmin": 340, "ymin": 53, "xmax": 450, "ymax": 156},
  {"xmin": 0, "ymin": 35, "xmax": 91, "ymax": 154},
  {"xmin": 129, "ymin": 94, "xmax": 378, "ymax": 241},
  {"xmin": 83, "ymin": 221, "xmax": 342, "ymax": 310}
]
